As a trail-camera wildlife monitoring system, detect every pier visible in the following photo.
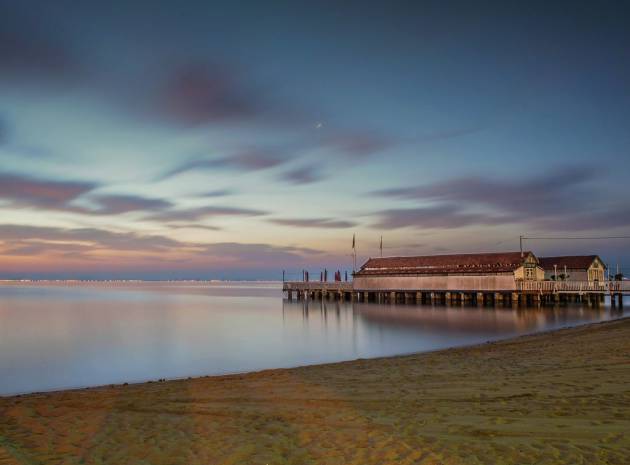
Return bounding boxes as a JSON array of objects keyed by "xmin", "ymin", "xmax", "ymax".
[
  {"xmin": 283, "ymin": 279, "xmax": 630, "ymax": 306},
  {"xmin": 283, "ymin": 281, "xmax": 353, "ymax": 301},
  {"xmin": 284, "ymin": 252, "xmax": 629, "ymax": 307}
]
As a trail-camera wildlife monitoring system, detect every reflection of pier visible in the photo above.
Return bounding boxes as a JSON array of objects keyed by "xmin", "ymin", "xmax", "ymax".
[
  {"xmin": 354, "ymin": 303, "xmax": 611, "ymax": 334},
  {"xmin": 283, "ymin": 280, "xmax": 629, "ymax": 307},
  {"xmin": 281, "ymin": 299, "xmax": 619, "ymax": 336}
]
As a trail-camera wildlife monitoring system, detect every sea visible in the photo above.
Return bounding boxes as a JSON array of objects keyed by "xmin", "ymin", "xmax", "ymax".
[{"xmin": 1, "ymin": 281, "xmax": 627, "ymax": 395}]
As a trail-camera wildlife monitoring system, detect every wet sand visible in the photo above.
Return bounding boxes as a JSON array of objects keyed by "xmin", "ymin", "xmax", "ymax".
[{"xmin": 1, "ymin": 318, "xmax": 629, "ymax": 464}]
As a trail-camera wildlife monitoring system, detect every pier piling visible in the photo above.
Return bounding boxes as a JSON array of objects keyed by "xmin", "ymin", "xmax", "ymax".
[{"xmin": 283, "ymin": 279, "xmax": 629, "ymax": 307}]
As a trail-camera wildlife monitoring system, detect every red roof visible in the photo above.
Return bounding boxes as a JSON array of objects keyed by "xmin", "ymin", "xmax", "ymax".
[
  {"xmin": 355, "ymin": 251, "xmax": 534, "ymax": 276},
  {"xmin": 538, "ymin": 255, "xmax": 603, "ymax": 271}
]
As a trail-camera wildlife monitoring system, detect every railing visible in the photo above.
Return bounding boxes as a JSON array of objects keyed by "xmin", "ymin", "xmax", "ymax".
[
  {"xmin": 283, "ymin": 281, "xmax": 353, "ymax": 292},
  {"xmin": 284, "ymin": 280, "xmax": 630, "ymax": 294},
  {"xmin": 516, "ymin": 280, "xmax": 630, "ymax": 293}
]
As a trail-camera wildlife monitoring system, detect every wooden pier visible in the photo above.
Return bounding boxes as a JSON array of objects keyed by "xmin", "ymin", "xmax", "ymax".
[
  {"xmin": 283, "ymin": 281, "xmax": 354, "ymax": 301},
  {"xmin": 283, "ymin": 280, "xmax": 630, "ymax": 307}
]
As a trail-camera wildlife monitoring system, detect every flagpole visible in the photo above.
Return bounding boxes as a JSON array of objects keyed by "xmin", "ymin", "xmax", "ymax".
[{"xmin": 352, "ymin": 233, "xmax": 356, "ymax": 273}]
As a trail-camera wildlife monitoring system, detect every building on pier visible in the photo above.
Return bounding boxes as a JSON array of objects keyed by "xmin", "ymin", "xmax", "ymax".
[
  {"xmin": 538, "ymin": 255, "xmax": 606, "ymax": 282},
  {"xmin": 283, "ymin": 251, "xmax": 627, "ymax": 307},
  {"xmin": 353, "ymin": 251, "xmax": 544, "ymax": 292}
]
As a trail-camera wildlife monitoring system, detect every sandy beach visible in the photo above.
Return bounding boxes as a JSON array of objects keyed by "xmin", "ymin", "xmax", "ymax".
[{"xmin": 1, "ymin": 318, "xmax": 629, "ymax": 465}]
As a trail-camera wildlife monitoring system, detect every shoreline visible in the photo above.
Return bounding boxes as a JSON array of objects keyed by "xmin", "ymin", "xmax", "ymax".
[
  {"xmin": 3, "ymin": 316, "xmax": 627, "ymax": 399},
  {"xmin": 1, "ymin": 318, "xmax": 629, "ymax": 464}
]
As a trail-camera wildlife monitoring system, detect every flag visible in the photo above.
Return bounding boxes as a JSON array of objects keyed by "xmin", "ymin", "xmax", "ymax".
[
  {"xmin": 380, "ymin": 235, "xmax": 383, "ymax": 256},
  {"xmin": 352, "ymin": 233, "xmax": 355, "ymax": 250}
]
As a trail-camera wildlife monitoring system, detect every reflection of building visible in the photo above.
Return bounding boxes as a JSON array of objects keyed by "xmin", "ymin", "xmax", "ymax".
[
  {"xmin": 538, "ymin": 255, "xmax": 606, "ymax": 282},
  {"xmin": 353, "ymin": 251, "xmax": 544, "ymax": 292}
]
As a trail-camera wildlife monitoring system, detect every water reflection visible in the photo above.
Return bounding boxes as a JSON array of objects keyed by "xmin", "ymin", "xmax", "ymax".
[
  {"xmin": 281, "ymin": 298, "xmax": 627, "ymax": 359},
  {"xmin": 0, "ymin": 283, "xmax": 626, "ymax": 395},
  {"xmin": 283, "ymin": 298, "xmax": 619, "ymax": 334}
]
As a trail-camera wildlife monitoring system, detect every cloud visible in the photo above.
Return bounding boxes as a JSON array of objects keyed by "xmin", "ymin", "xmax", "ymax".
[
  {"xmin": 161, "ymin": 132, "xmax": 390, "ymax": 183},
  {"xmin": 166, "ymin": 223, "xmax": 222, "ymax": 232},
  {"xmin": 146, "ymin": 205, "xmax": 267, "ymax": 223},
  {"xmin": 323, "ymin": 132, "xmax": 392, "ymax": 158},
  {"xmin": 0, "ymin": 224, "xmax": 183, "ymax": 254},
  {"xmin": 0, "ymin": 117, "xmax": 6, "ymax": 144},
  {"xmin": 0, "ymin": 172, "xmax": 97, "ymax": 210},
  {"xmin": 370, "ymin": 165, "xmax": 630, "ymax": 231},
  {"xmin": 0, "ymin": 172, "xmax": 180, "ymax": 217},
  {"xmin": 374, "ymin": 165, "xmax": 596, "ymax": 217},
  {"xmin": 0, "ymin": 224, "xmax": 326, "ymax": 277},
  {"xmin": 152, "ymin": 63, "xmax": 303, "ymax": 127},
  {"xmin": 163, "ymin": 148, "xmax": 289, "ymax": 179},
  {"xmin": 89, "ymin": 194, "xmax": 173, "ymax": 215},
  {"xmin": 0, "ymin": 12, "xmax": 79, "ymax": 83},
  {"xmin": 532, "ymin": 204, "xmax": 630, "ymax": 231},
  {"xmin": 197, "ymin": 188, "xmax": 233, "ymax": 198},
  {"xmin": 412, "ymin": 125, "xmax": 488, "ymax": 144},
  {"xmin": 277, "ymin": 165, "xmax": 325, "ymax": 185},
  {"xmin": 372, "ymin": 204, "xmax": 510, "ymax": 230},
  {"xmin": 269, "ymin": 217, "xmax": 357, "ymax": 229},
  {"xmin": 155, "ymin": 64, "xmax": 259, "ymax": 124},
  {"xmin": 200, "ymin": 242, "xmax": 322, "ymax": 262}
]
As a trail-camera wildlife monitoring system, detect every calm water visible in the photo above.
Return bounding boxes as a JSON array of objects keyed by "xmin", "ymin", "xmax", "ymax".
[{"xmin": 1, "ymin": 282, "xmax": 627, "ymax": 396}]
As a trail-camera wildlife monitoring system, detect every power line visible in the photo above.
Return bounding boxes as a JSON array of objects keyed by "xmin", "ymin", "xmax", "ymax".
[{"xmin": 521, "ymin": 235, "xmax": 630, "ymax": 240}]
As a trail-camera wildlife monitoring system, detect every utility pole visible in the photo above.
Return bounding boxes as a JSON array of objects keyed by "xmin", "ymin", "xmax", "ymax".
[
  {"xmin": 617, "ymin": 262, "xmax": 620, "ymax": 279},
  {"xmin": 519, "ymin": 235, "xmax": 523, "ymax": 257}
]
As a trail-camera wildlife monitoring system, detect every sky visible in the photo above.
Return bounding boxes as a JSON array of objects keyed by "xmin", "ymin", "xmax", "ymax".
[{"xmin": 1, "ymin": 0, "xmax": 630, "ymax": 279}]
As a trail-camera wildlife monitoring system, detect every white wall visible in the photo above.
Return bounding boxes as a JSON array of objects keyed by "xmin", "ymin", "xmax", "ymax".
[{"xmin": 353, "ymin": 274, "xmax": 517, "ymax": 291}]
